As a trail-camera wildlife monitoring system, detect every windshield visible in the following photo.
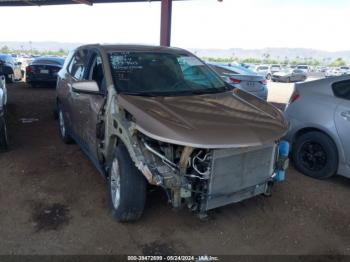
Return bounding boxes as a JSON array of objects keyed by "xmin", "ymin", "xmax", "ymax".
[
  {"xmin": 108, "ymin": 52, "xmax": 227, "ymax": 96},
  {"xmin": 297, "ymin": 66, "xmax": 308, "ymax": 69},
  {"xmin": 257, "ymin": 66, "xmax": 268, "ymax": 70},
  {"xmin": 33, "ymin": 57, "xmax": 65, "ymax": 65}
]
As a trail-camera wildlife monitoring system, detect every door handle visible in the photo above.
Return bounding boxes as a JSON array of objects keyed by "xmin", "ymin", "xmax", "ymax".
[{"xmin": 341, "ymin": 111, "xmax": 350, "ymax": 121}]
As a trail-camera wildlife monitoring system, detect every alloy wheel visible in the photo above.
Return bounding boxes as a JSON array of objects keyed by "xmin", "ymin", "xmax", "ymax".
[{"xmin": 110, "ymin": 158, "xmax": 121, "ymax": 209}]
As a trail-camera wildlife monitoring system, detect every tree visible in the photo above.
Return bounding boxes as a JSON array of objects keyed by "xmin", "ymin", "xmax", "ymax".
[
  {"xmin": 330, "ymin": 58, "xmax": 347, "ymax": 67},
  {"xmin": 0, "ymin": 45, "xmax": 10, "ymax": 53}
]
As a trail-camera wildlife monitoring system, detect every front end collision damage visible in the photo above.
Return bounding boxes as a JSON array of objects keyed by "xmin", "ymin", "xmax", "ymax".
[{"xmin": 98, "ymin": 89, "xmax": 290, "ymax": 216}]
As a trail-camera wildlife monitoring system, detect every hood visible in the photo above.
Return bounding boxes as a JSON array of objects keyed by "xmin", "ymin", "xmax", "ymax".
[
  {"xmin": 118, "ymin": 89, "xmax": 288, "ymax": 148},
  {"xmin": 274, "ymin": 71, "xmax": 291, "ymax": 77}
]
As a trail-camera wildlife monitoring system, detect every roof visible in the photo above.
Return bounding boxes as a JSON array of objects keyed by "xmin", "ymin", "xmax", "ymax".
[
  {"xmin": 0, "ymin": 0, "xmax": 180, "ymax": 6},
  {"xmin": 81, "ymin": 44, "xmax": 188, "ymax": 54}
]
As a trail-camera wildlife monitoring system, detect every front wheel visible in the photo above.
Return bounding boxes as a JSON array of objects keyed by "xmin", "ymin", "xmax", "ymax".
[
  {"xmin": 292, "ymin": 131, "xmax": 338, "ymax": 179},
  {"xmin": 108, "ymin": 142, "xmax": 147, "ymax": 222},
  {"xmin": 0, "ymin": 116, "xmax": 8, "ymax": 151},
  {"xmin": 266, "ymin": 74, "xmax": 271, "ymax": 80}
]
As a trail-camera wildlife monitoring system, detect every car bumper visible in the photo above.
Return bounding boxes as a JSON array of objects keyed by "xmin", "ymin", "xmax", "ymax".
[
  {"xmin": 26, "ymin": 75, "xmax": 57, "ymax": 83},
  {"xmin": 271, "ymin": 76, "xmax": 288, "ymax": 82}
]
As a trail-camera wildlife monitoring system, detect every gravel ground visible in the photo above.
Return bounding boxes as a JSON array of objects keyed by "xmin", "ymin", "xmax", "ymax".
[{"xmin": 0, "ymin": 82, "xmax": 349, "ymax": 256}]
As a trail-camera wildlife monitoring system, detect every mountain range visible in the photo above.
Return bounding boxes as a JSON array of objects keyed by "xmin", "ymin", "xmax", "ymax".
[{"xmin": 1, "ymin": 41, "xmax": 350, "ymax": 62}]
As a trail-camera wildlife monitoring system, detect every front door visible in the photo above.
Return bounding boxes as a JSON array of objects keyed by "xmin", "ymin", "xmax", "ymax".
[{"xmin": 73, "ymin": 50, "xmax": 106, "ymax": 161}]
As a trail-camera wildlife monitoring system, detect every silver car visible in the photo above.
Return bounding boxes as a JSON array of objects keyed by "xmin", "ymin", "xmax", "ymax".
[
  {"xmin": 285, "ymin": 75, "xmax": 350, "ymax": 179},
  {"xmin": 209, "ymin": 63, "xmax": 268, "ymax": 100},
  {"xmin": 272, "ymin": 69, "xmax": 307, "ymax": 83}
]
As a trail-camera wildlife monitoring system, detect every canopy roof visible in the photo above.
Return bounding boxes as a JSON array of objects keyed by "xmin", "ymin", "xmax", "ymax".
[
  {"xmin": 0, "ymin": 0, "xmax": 180, "ymax": 6},
  {"xmin": 0, "ymin": 0, "xmax": 179, "ymax": 46}
]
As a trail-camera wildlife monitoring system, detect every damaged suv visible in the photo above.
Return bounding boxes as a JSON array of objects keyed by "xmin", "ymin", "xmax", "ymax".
[{"xmin": 56, "ymin": 45, "xmax": 289, "ymax": 222}]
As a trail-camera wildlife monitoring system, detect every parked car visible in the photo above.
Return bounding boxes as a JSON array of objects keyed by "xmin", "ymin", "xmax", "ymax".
[
  {"xmin": 26, "ymin": 56, "xmax": 65, "ymax": 87},
  {"xmin": 56, "ymin": 44, "xmax": 289, "ymax": 222},
  {"xmin": 285, "ymin": 76, "xmax": 350, "ymax": 179},
  {"xmin": 271, "ymin": 69, "xmax": 307, "ymax": 83},
  {"xmin": 325, "ymin": 68, "xmax": 342, "ymax": 78},
  {"xmin": 339, "ymin": 66, "xmax": 350, "ymax": 75},
  {"xmin": 296, "ymin": 65, "xmax": 310, "ymax": 74},
  {"xmin": 208, "ymin": 63, "xmax": 268, "ymax": 100},
  {"xmin": 270, "ymin": 64, "xmax": 282, "ymax": 74},
  {"xmin": 0, "ymin": 73, "xmax": 8, "ymax": 151},
  {"xmin": 0, "ymin": 54, "xmax": 23, "ymax": 83},
  {"xmin": 256, "ymin": 65, "xmax": 271, "ymax": 79}
]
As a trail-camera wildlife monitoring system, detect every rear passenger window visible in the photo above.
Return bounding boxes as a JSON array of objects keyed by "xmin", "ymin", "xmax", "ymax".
[{"xmin": 332, "ymin": 80, "xmax": 350, "ymax": 100}]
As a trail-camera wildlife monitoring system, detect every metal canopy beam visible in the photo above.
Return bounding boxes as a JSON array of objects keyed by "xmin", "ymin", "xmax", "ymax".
[
  {"xmin": 0, "ymin": 0, "xmax": 178, "ymax": 6},
  {"xmin": 160, "ymin": 0, "xmax": 172, "ymax": 46}
]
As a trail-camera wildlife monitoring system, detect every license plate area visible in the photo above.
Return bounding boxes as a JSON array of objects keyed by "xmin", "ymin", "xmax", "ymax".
[
  {"xmin": 40, "ymin": 69, "xmax": 49, "ymax": 74},
  {"xmin": 247, "ymin": 81, "xmax": 255, "ymax": 87}
]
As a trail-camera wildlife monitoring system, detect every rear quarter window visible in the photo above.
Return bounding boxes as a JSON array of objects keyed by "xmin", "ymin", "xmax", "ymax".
[{"xmin": 332, "ymin": 80, "xmax": 350, "ymax": 100}]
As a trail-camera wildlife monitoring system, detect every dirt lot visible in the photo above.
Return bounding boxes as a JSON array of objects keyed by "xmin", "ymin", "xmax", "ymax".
[{"xmin": 0, "ymin": 81, "xmax": 349, "ymax": 255}]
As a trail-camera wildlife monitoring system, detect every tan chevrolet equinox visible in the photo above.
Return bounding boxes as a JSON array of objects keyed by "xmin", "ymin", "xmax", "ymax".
[{"xmin": 56, "ymin": 44, "xmax": 289, "ymax": 222}]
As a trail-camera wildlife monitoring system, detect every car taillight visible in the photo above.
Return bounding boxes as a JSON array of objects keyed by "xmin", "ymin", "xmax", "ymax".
[
  {"xmin": 26, "ymin": 66, "xmax": 33, "ymax": 73},
  {"xmin": 289, "ymin": 90, "xmax": 300, "ymax": 103},
  {"xmin": 259, "ymin": 79, "xmax": 267, "ymax": 85},
  {"xmin": 229, "ymin": 77, "xmax": 241, "ymax": 84}
]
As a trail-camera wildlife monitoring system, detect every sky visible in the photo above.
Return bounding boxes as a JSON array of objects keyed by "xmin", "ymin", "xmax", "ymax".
[{"xmin": 1, "ymin": 0, "xmax": 350, "ymax": 51}]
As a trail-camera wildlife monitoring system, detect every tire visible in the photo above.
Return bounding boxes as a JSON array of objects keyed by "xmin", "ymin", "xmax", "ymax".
[
  {"xmin": 6, "ymin": 74, "xmax": 14, "ymax": 83},
  {"xmin": 108, "ymin": 142, "xmax": 147, "ymax": 222},
  {"xmin": 266, "ymin": 74, "xmax": 271, "ymax": 80},
  {"xmin": 292, "ymin": 131, "xmax": 338, "ymax": 179},
  {"xmin": 287, "ymin": 77, "xmax": 291, "ymax": 83},
  {"xmin": 57, "ymin": 105, "xmax": 73, "ymax": 144},
  {"xmin": 0, "ymin": 116, "xmax": 8, "ymax": 151}
]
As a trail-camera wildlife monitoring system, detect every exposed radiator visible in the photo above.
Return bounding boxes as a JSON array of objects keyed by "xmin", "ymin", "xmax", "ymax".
[{"xmin": 204, "ymin": 144, "xmax": 276, "ymax": 210}]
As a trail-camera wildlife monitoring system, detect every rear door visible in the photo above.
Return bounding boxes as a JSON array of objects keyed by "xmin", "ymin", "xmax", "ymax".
[
  {"xmin": 333, "ymin": 79, "xmax": 350, "ymax": 165},
  {"xmin": 65, "ymin": 49, "xmax": 90, "ymax": 139}
]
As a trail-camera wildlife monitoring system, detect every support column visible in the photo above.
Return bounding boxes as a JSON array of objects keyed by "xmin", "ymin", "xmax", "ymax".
[{"xmin": 160, "ymin": 0, "xmax": 172, "ymax": 46}]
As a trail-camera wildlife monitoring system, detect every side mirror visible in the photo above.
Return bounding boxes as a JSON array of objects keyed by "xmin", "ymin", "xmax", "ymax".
[{"xmin": 72, "ymin": 81, "xmax": 100, "ymax": 94}]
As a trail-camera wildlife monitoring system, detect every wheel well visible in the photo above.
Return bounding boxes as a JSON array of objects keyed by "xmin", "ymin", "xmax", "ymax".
[
  {"xmin": 293, "ymin": 127, "xmax": 339, "ymax": 157},
  {"xmin": 294, "ymin": 127, "xmax": 336, "ymax": 143}
]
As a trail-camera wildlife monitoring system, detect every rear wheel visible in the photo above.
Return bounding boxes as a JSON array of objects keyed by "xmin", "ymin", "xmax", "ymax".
[
  {"xmin": 108, "ymin": 142, "xmax": 147, "ymax": 222},
  {"xmin": 58, "ymin": 106, "xmax": 73, "ymax": 144},
  {"xmin": 0, "ymin": 116, "xmax": 8, "ymax": 151},
  {"xmin": 292, "ymin": 131, "xmax": 338, "ymax": 179},
  {"xmin": 6, "ymin": 74, "xmax": 14, "ymax": 83}
]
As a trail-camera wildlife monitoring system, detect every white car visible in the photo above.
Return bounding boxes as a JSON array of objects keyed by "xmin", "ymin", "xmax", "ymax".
[
  {"xmin": 296, "ymin": 65, "xmax": 310, "ymax": 74},
  {"xmin": 339, "ymin": 66, "xmax": 350, "ymax": 75},
  {"xmin": 325, "ymin": 68, "xmax": 342, "ymax": 78}
]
